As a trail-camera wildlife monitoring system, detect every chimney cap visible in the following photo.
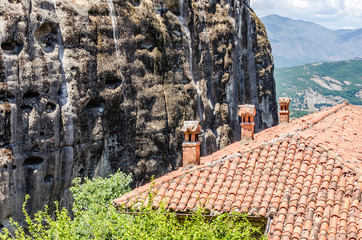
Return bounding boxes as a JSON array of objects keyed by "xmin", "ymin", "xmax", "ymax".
[
  {"xmin": 279, "ymin": 97, "xmax": 291, "ymax": 104},
  {"xmin": 238, "ymin": 104, "xmax": 256, "ymax": 116},
  {"xmin": 182, "ymin": 121, "xmax": 201, "ymax": 133}
]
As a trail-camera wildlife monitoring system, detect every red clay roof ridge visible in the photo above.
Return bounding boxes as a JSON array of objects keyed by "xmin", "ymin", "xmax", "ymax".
[
  {"xmin": 180, "ymin": 152, "xmax": 245, "ymax": 179},
  {"xmin": 261, "ymin": 131, "xmax": 298, "ymax": 146},
  {"xmin": 205, "ymin": 153, "xmax": 242, "ymax": 168},
  {"xmin": 300, "ymin": 102, "xmax": 348, "ymax": 127},
  {"xmin": 287, "ymin": 102, "xmax": 348, "ymax": 140}
]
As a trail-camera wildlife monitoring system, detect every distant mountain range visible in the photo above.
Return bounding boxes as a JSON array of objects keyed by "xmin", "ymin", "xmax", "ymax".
[
  {"xmin": 261, "ymin": 15, "xmax": 362, "ymax": 68},
  {"xmin": 275, "ymin": 60, "xmax": 362, "ymax": 118}
]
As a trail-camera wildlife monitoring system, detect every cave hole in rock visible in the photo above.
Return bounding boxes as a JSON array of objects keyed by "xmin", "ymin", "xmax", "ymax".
[
  {"xmin": 141, "ymin": 33, "xmax": 156, "ymax": 51},
  {"xmin": 209, "ymin": 0, "xmax": 219, "ymax": 14},
  {"xmin": 20, "ymin": 105, "xmax": 33, "ymax": 113},
  {"xmin": 8, "ymin": 0, "xmax": 21, "ymax": 3},
  {"xmin": 84, "ymin": 99, "xmax": 105, "ymax": 114},
  {"xmin": 39, "ymin": 1, "xmax": 55, "ymax": 10},
  {"xmin": 44, "ymin": 174, "xmax": 54, "ymax": 184},
  {"xmin": 130, "ymin": 0, "xmax": 140, "ymax": 7},
  {"xmin": 12, "ymin": 165, "xmax": 16, "ymax": 170},
  {"xmin": 88, "ymin": 7, "xmax": 98, "ymax": 16},
  {"xmin": 3, "ymin": 164, "xmax": 7, "ymax": 170},
  {"xmin": 23, "ymin": 156, "xmax": 44, "ymax": 169},
  {"xmin": 23, "ymin": 90, "xmax": 40, "ymax": 107},
  {"xmin": 78, "ymin": 168, "xmax": 85, "ymax": 177},
  {"xmin": 23, "ymin": 90, "xmax": 40, "ymax": 99},
  {"xmin": 105, "ymin": 76, "xmax": 122, "ymax": 90},
  {"xmin": 0, "ymin": 90, "xmax": 8, "ymax": 103},
  {"xmin": 1, "ymin": 39, "xmax": 23, "ymax": 55},
  {"xmin": 45, "ymin": 101, "xmax": 56, "ymax": 113},
  {"xmin": 40, "ymin": 131, "xmax": 45, "ymax": 136},
  {"xmin": 34, "ymin": 22, "xmax": 59, "ymax": 53}
]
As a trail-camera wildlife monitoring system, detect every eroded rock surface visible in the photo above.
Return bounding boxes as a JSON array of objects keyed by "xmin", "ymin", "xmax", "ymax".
[{"xmin": 0, "ymin": 0, "xmax": 277, "ymax": 226}]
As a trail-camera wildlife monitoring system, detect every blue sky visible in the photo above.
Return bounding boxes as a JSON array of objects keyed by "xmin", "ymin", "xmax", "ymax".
[{"xmin": 251, "ymin": 0, "xmax": 362, "ymax": 30}]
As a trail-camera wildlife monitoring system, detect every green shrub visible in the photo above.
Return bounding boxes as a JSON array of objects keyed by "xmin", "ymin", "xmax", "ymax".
[
  {"xmin": 70, "ymin": 171, "xmax": 132, "ymax": 214},
  {"xmin": 0, "ymin": 171, "xmax": 264, "ymax": 240}
]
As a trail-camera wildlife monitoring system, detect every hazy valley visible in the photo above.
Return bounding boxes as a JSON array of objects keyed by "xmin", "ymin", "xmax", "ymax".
[
  {"xmin": 275, "ymin": 59, "xmax": 362, "ymax": 117},
  {"xmin": 262, "ymin": 14, "xmax": 362, "ymax": 68},
  {"xmin": 262, "ymin": 14, "xmax": 362, "ymax": 117}
]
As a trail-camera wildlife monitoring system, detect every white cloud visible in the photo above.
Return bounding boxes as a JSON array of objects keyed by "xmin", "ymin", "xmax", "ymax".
[
  {"xmin": 251, "ymin": 0, "xmax": 362, "ymax": 29},
  {"xmin": 291, "ymin": 0, "xmax": 309, "ymax": 9}
]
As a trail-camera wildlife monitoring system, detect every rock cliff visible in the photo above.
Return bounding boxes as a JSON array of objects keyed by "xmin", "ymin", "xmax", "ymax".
[{"xmin": 0, "ymin": 0, "xmax": 277, "ymax": 227}]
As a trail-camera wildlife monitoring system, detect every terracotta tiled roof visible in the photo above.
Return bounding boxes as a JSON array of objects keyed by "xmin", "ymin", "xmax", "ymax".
[{"xmin": 114, "ymin": 103, "xmax": 362, "ymax": 239}]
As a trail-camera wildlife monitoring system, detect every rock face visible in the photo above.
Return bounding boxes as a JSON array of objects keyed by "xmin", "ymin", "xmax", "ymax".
[{"xmin": 0, "ymin": 0, "xmax": 277, "ymax": 227}]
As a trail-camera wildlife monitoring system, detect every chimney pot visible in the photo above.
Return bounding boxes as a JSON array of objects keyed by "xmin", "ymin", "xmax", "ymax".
[
  {"xmin": 182, "ymin": 121, "xmax": 201, "ymax": 167},
  {"xmin": 279, "ymin": 97, "xmax": 291, "ymax": 124},
  {"xmin": 238, "ymin": 105, "xmax": 256, "ymax": 143}
]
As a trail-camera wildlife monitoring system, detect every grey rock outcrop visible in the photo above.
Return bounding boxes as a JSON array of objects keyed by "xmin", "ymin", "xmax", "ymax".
[{"xmin": 0, "ymin": 0, "xmax": 277, "ymax": 227}]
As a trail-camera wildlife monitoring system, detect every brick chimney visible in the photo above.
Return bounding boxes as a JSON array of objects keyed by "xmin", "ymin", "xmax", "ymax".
[
  {"xmin": 238, "ymin": 105, "xmax": 256, "ymax": 143},
  {"xmin": 182, "ymin": 121, "xmax": 201, "ymax": 166},
  {"xmin": 279, "ymin": 97, "xmax": 291, "ymax": 124}
]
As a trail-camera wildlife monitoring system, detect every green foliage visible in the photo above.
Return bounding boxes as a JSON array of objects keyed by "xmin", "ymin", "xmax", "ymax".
[
  {"xmin": 70, "ymin": 171, "xmax": 132, "ymax": 214},
  {"xmin": 290, "ymin": 109, "xmax": 313, "ymax": 118},
  {"xmin": 0, "ymin": 172, "xmax": 264, "ymax": 240}
]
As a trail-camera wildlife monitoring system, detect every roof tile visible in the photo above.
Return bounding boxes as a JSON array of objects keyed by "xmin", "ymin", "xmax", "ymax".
[{"xmin": 114, "ymin": 104, "xmax": 362, "ymax": 239}]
